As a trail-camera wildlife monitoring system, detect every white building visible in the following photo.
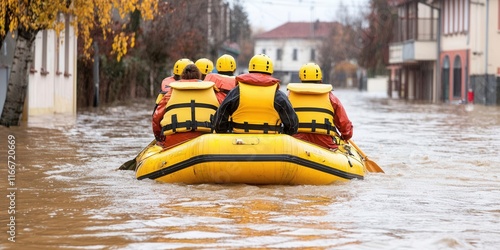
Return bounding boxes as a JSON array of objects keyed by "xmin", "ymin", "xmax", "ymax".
[
  {"xmin": 0, "ymin": 13, "xmax": 77, "ymax": 120},
  {"xmin": 253, "ymin": 21, "xmax": 333, "ymax": 84}
]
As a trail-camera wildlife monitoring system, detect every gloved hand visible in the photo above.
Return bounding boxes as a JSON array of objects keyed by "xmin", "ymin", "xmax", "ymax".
[{"xmin": 155, "ymin": 134, "xmax": 165, "ymax": 142}]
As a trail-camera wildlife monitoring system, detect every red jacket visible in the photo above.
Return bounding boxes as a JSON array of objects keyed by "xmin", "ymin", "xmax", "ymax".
[
  {"xmin": 292, "ymin": 92, "xmax": 353, "ymax": 149},
  {"xmin": 160, "ymin": 76, "xmax": 176, "ymax": 92},
  {"xmin": 204, "ymin": 73, "xmax": 237, "ymax": 104}
]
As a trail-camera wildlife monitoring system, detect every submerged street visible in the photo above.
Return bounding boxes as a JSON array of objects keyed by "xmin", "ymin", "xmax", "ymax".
[{"xmin": 1, "ymin": 89, "xmax": 499, "ymax": 249}]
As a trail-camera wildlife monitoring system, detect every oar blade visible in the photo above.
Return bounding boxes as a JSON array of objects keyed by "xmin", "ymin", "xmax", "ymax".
[
  {"xmin": 348, "ymin": 139, "xmax": 384, "ymax": 174},
  {"xmin": 365, "ymin": 158, "xmax": 384, "ymax": 173},
  {"xmin": 118, "ymin": 159, "xmax": 137, "ymax": 171},
  {"xmin": 118, "ymin": 139, "xmax": 157, "ymax": 171}
]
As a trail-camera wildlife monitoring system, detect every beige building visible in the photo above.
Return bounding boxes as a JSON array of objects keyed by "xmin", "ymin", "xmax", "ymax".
[
  {"xmin": 467, "ymin": 0, "xmax": 500, "ymax": 105},
  {"xmin": 0, "ymin": 13, "xmax": 77, "ymax": 119},
  {"xmin": 388, "ymin": 0, "xmax": 438, "ymax": 101},
  {"xmin": 388, "ymin": 0, "xmax": 500, "ymax": 105}
]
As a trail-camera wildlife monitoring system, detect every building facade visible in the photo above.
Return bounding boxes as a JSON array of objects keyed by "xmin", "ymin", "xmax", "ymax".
[
  {"xmin": 388, "ymin": 0, "xmax": 439, "ymax": 101},
  {"xmin": 464, "ymin": 0, "xmax": 500, "ymax": 105},
  {"xmin": 0, "ymin": 13, "xmax": 77, "ymax": 119},
  {"xmin": 388, "ymin": 0, "xmax": 500, "ymax": 105}
]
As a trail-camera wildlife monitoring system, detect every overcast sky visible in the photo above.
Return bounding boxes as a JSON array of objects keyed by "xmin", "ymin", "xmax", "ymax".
[{"xmin": 230, "ymin": 0, "xmax": 370, "ymax": 32}]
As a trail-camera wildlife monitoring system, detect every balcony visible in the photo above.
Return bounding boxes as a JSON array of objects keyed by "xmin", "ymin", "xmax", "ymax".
[
  {"xmin": 389, "ymin": 40, "xmax": 437, "ymax": 64},
  {"xmin": 389, "ymin": 17, "xmax": 438, "ymax": 64}
]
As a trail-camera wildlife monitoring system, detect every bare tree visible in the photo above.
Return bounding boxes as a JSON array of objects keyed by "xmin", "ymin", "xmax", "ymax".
[
  {"xmin": 138, "ymin": 1, "xmax": 206, "ymax": 95},
  {"xmin": 230, "ymin": 0, "xmax": 253, "ymax": 67},
  {"xmin": 358, "ymin": 0, "xmax": 396, "ymax": 76},
  {"xmin": 319, "ymin": 3, "xmax": 365, "ymax": 87}
]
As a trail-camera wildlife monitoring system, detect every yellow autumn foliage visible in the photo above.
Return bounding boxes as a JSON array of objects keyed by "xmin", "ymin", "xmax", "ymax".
[
  {"xmin": 112, "ymin": 32, "xmax": 137, "ymax": 61},
  {"xmin": 0, "ymin": 0, "xmax": 158, "ymax": 61}
]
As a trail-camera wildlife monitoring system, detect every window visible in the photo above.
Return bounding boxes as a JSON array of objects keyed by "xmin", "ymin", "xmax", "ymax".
[
  {"xmin": 459, "ymin": 0, "xmax": 463, "ymax": 32},
  {"xmin": 64, "ymin": 14, "xmax": 71, "ymax": 76},
  {"xmin": 41, "ymin": 30, "xmax": 48, "ymax": 75},
  {"xmin": 443, "ymin": 0, "xmax": 448, "ymax": 34},
  {"xmin": 30, "ymin": 42, "xmax": 37, "ymax": 73},
  {"xmin": 56, "ymin": 13, "xmax": 62, "ymax": 75},
  {"xmin": 450, "ymin": 0, "xmax": 454, "ymax": 33},
  {"xmin": 292, "ymin": 48, "xmax": 297, "ymax": 61},
  {"xmin": 454, "ymin": 0, "xmax": 458, "ymax": 33},
  {"xmin": 442, "ymin": 56, "xmax": 450, "ymax": 101},
  {"xmin": 398, "ymin": 7, "xmax": 406, "ymax": 40},
  {"xmin": 310, "ymin": 49, "xmax": 315, "ymax": 61},
  {"xmin": 464, "ymin": 0, "xmax": 469, "ymax": 32},
  {"xmin": 453, "ymin": 55, "xmax": 462, "ymax": 98},
  {"xmin": 408, "ymin": 1, "xmax": 416, "ymax": 39},
  {"xmin": 277, "ymin": 49, "xmax": 282, "ymax": 61}
]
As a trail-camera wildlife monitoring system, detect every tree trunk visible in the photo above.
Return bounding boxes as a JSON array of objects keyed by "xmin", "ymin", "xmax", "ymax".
[{"xmin": 0, "ymin": 29, "xmax": 37, "ymax": 127}]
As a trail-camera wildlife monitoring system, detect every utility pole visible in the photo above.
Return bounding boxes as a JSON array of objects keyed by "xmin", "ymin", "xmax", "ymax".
[
  {"xmin": 207, "ymin": 0, "xmax": 214, "ymax": 57},
  {"xmin": 93, "ymin": 41, "xmax": 99, "ymax": 107}
]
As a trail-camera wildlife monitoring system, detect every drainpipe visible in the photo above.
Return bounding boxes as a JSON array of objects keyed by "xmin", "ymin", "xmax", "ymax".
[{"xmin": 484, "ymin": 0, "xmax": 489, "ymax": 104}]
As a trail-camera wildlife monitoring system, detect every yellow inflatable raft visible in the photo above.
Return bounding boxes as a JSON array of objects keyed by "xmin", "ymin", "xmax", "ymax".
[{"xmin": 135, "ymin": 134, "xmax": 365, "ymax": 185}]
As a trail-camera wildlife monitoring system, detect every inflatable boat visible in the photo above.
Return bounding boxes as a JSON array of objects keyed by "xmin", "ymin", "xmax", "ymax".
[{"xmin": 135, "ymin": 133, "xmax": 365, "ymax": 185}]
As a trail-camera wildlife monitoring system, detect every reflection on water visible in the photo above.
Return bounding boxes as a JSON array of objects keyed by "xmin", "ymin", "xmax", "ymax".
[{"xmin": 1, "ymin": 92, "xmax": 499, "ymax": 249}]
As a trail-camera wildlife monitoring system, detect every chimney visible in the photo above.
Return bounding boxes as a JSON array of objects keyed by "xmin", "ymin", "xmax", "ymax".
[
  {"xmin": 311, "ymin": 19, "xmax": 320, "ymax": 37},
  {"xmin": 314, "ymin": 19, "xmax": 320, "ymax": 31}
]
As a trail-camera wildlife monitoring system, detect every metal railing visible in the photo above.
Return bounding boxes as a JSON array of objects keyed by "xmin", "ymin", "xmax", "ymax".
[{"xmin": 392, "ymin": 17, "xmax": 438, "ymax": 42}]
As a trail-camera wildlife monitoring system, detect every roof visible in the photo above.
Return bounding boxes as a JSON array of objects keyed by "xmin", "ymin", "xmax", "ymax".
[{"xmin": 254, "ymin": 21, "xmax": 337, "ymax": 39}]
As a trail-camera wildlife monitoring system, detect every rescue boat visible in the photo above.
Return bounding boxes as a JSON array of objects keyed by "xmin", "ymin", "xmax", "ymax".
[{"xmin": 135, "ymin": 133, "xmax": 365, "ymax": 185}]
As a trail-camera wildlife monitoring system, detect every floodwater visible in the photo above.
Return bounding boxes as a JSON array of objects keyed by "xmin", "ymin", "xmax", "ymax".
[{"xmin": 1, "ymin": 89, "xmax": 499, "ymax": 250}]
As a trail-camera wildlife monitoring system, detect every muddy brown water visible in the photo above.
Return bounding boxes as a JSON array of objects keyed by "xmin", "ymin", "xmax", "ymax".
[{"xmin": 1, "ymin": 89, "xmax": 499, "ymax": 249}]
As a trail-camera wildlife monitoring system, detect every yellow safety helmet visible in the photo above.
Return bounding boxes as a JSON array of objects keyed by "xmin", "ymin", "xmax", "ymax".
[
  {"xmin": 195, "ymin": 58, "xmax": 214, "ymax": 74},
  {"xmin": 299, "ymin": 63, "xmax": 323, "ymax": 82},
  {"xmin": 248, "ymin": 54, "xmax": 273, "ymax": 74},
  {"xmin": 173, "ymin": 58, "xmax": 194, "ymax": 76},
  {"xmin": 216, "ymin": 54, "xmax": 236, "ymax": 72}
]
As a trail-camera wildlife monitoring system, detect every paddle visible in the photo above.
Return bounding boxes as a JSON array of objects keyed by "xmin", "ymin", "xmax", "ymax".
[
  {"xmin": 118, "ymin": 139, "xmax": 156, "ymax": 171},
  {"xmin": 348, "ymin": 139, "xmax": 384, "ymax": 173}
]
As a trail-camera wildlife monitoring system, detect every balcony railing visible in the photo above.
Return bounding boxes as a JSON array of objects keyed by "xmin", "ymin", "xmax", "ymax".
[{"xmin": 392, "ymin": 17, "xmax": 438, "ymax": 42}]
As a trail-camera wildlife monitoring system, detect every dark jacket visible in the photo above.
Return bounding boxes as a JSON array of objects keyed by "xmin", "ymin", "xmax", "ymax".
[{"xmin": 213, "ymin": 73, "xmax": 298, "ymax": 135}]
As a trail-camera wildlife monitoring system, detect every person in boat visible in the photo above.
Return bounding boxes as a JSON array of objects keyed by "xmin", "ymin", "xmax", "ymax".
[
  {"xmin": 288, "ymin": 63, "xmax": 353, "ymax": 150},
  {"xmin": 152, "ymin": 64, "xmax": 220, "ymax": 149},
  {"xmin": 154, "ymin": 58, "xmax": 194, "ymax": 112},
  {"xmin": 212, "ymin": 54, "xmax": 298, "ymax": 135},
  {"xmin": 195, "ymin": 58, "xmax": 214, "ymax": 80},
  {"xmin": 160, "ymin": 58, "xmax": 194, "ymax": 93},
  {"xmin": 204, "ymin": 54, "xmax": 238, "ymax": 104}
]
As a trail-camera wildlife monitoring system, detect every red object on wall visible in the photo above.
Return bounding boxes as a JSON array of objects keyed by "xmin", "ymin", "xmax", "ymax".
[{"xmin": 467, "ymin": 88, "xmax": 474, "ymax": 104}]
